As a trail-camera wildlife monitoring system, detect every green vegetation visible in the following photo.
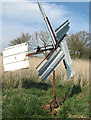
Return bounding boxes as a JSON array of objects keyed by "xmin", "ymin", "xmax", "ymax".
[
  {"xmin": 2, "ymin": 57, "xmax": 89, "ymax": 119},
  {"xmin": 2, "ymin": 88, "xmax": 50, "ymax": 118},
  {"xmin": 67, "ymin": 31, "xmax": 90, "ymax": 59},
  {"xmin": 2, "ymin": 77, "xmax": 89, "ymax": 119}
]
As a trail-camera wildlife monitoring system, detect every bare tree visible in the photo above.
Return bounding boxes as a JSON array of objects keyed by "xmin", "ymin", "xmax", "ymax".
[
  {"xmin": 39, "ymin": 31, "xmax": 50, "ymax": 46},
  {"xmin": 9, "ymin": 31, "xmax": 51, "ymax": 57},
  {"xmin": 29, "ymin": 31, "xmax": 51, "ymax": 56},
  {"xmin": 9, "ymin": 33, "xmax": 31, "ymax": 46},
  {"xmin": 39, "ymin": 31, "xmax": 51, "ymax": 56},
  {"xmin": 28, "ymin": 32, "xmax": 40, "ymax": 52},
  {"xmin": 30, "ymin": 32, "xmax": 39, "ymax": 47}
]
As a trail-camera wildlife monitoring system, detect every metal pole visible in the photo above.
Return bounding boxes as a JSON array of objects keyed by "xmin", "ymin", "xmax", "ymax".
[
  {"xmin": 53, "ymin": 71, "xmax": 56, "ymax": 100},
  {"xmin": 50, "ymin": 70, "xmax": 58, "ymax": 111}
]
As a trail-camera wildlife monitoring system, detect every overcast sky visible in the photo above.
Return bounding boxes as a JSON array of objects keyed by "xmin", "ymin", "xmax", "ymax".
[{"xmin": 0, "ymin": 1, "xmax": 89, "ymax": 52}]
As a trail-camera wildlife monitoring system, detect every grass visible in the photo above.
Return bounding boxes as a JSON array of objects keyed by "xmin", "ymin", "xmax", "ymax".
[
  {"xmin": 0, "ymin": 56, "xmax": 90, "ymax": 119},
  {"xmin": 2, "ymin": 89, "xmax": 50, "ymax": 118},
  {"xmin": 1, "ymin": 57, "xmax": 89, "ymax": 89},
  {"xmin": 2, "ymin": 80, "xmax": 89, "ymax": 119}
]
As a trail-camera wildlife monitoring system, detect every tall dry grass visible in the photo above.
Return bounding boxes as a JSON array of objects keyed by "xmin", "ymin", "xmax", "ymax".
[
  {"xmin": 56, "ymin": 59, "xmax": 89, "ymax": 88},
  {"xmin": 1, "ymin": 56, "xmax": 89, "ymax": 89}
]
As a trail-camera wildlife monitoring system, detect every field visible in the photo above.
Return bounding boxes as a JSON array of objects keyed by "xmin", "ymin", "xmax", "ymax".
[{"xmin": 1, "ymin": 56, "xmax": 90, "ymax": 119}]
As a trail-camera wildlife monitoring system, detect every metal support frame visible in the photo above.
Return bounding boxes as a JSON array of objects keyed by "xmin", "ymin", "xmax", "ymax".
[
  {"xmin": 53, "ymin": 71, "xmax": 56, "ymax": 100},
  {"xmin": 50, "ymin": 71, "xmax": 58, "ymax": 111},
  {"xmin": 27, "ymin": 47, "xmax": 53, "ymax": 56},
  {"xmin": 27, "ymin": 1, "xmax": 70, "ymax": 114}
]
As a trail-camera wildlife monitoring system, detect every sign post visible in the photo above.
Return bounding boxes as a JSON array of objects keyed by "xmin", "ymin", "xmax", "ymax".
[
  {"xmin": 53, "ymin": 71, "xmax": 56, "ymax": 101},
  {"xmin": 50, "ymin": 70, "xmax": 58, "ymax": 111}
]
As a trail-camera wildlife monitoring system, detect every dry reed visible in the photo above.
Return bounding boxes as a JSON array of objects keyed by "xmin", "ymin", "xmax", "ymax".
[{"xmin": 0, "ymin": 56, "xmax": 89, "ymax": 88}]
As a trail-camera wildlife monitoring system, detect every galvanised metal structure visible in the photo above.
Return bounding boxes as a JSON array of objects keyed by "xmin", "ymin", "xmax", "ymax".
[
  {"xmin": 36, "ymin": 1, "xmax": 75, "ymax": 109},
  {"xmin": 37, "ymin": 2, "xmax": 75, "ymax": 83}
]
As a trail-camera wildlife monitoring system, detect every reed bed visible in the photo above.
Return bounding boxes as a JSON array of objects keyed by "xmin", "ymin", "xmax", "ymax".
[{"xmin": 1, "ymin": 56, "xmax": 89, "ymax": 89}]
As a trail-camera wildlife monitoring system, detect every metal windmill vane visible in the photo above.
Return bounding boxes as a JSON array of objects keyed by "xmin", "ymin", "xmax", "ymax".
[
  {"xmin": 37, "ymin": 1, "xmax": 75, "ymax": 82},
  {"xmin": 2, "ymin": 1, "xmax": 75, "ymax": 111}
]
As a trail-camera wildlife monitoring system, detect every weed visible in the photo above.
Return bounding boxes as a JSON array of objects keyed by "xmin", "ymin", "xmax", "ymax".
[{"xmin": 58, "ymin": 106, "xmax": 69, "ymax": 119}]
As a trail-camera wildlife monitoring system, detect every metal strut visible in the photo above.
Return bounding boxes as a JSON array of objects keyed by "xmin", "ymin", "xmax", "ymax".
[
  {"xmin": 53, "ymin": 71, "xmax": 56, "ymax": 100},
  {"xmin": 50, "ymin": 71, "xmax": 58, "ymax": 111}
]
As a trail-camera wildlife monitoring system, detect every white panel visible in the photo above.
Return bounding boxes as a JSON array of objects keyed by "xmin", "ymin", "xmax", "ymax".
[
  {"xmin": 40, "ymin": 51, "xmax": 64, "ymax": 81},
  {"xmin": 37, "ymin": 47, "xmax": 64, "ymax": 82},
  {"xmin": 3, "ymin": 42, "xmax": 28, "ymax": 57},
  {"xmin": 37, "ymin": 47, "xmax": 61, "ymax": 73},
  {"xmin": 3, "ymin": 52, "xmax": 28, "ymax": 65},
  {"xmin": 55, "ymin": 20, "xmax": 69, "ymax": 33},
  {"xmin": 2, "ymin": 42, "xmax": 29, "ymax": 72},
  {"xmin": 55, "ymin": 20, "xmax": 69, "ymax": 43},
  {"xmin": 37, "ymin": 59, "xmax": 47, "ymax": 71},
  {"xmin": 4, "ymin": 60, "xmax": 29, "ymax": 72},
  {"xmin": 60, "ymin": 40, "xmax": 75, "ymax": 80},
  {"xmin": 61, "ymin": 40, "xmax": 72, "ymax": 65}
]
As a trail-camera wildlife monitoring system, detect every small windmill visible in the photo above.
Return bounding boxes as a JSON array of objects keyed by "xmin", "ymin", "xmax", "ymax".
[{"xmin": 2, "ymin": 1, "xmax": 75, "ymax": 112}]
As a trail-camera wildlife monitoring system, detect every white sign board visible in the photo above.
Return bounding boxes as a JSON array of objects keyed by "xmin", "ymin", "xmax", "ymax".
[{"xmin": 2, "ymin": 42, "xmax": 29, "ymax": 72}]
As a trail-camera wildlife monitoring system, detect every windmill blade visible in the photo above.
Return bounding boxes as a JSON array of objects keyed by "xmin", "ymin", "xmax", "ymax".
[
  {"xmin": 60, "ymin": 40, "xmax": 75, "ymax": 80},
  {"xmin": 55, "ymin": 20, "xmax": 75, "ymax": 79},
  {"xmin": 55, "ymin": 20, "xmax": 70, "ymax": 43},
  {"xmin": 37, "ymin": 47, "xmax": 65, "ymax": 83},
  {"xmin": 38, "ymin": 1, "xmax": 58, "ymax": 47},
  {"xmin": 36, "ymin": 2, "xmax": 75, "ymax": 82}
]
